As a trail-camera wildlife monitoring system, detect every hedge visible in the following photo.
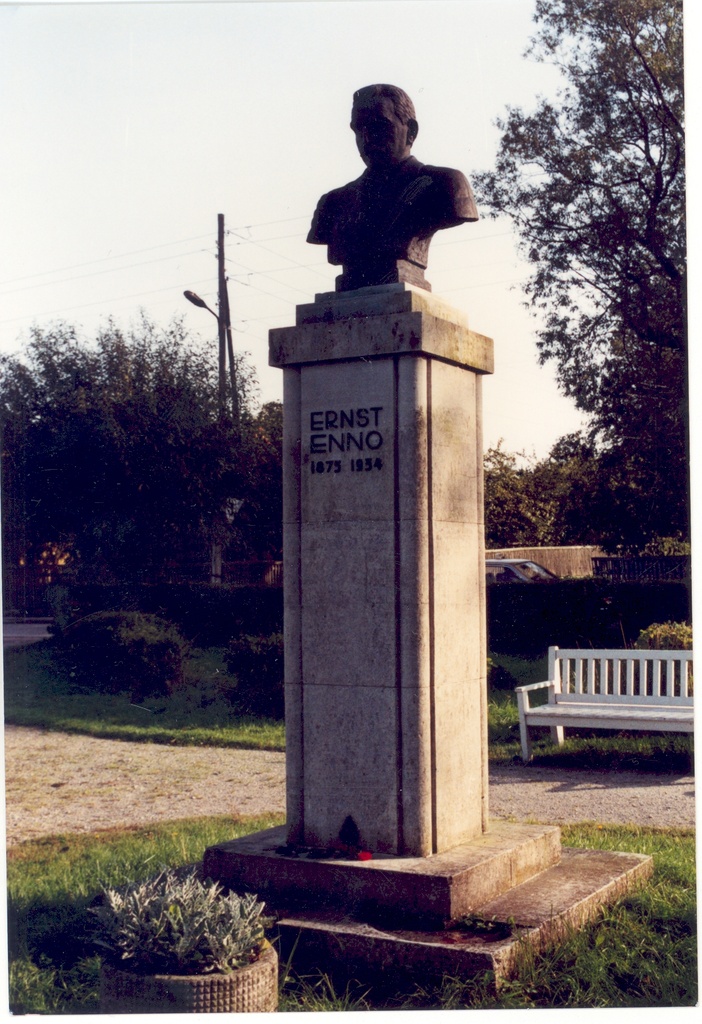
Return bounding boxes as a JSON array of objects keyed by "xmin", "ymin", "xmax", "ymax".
[
  {"xmin": 48, "ymin": 578, "xmax": 690, "ymax": 658},
  {"xmin": 487, "ymin": 579, "xmax": 691, "ymax": 657},
  {"xmin": 47, "ymin": 583, "xmax": 283, "ymax": 646},
  {"xmin": 55, "ymin": 611, "xmax": 188, "ymax": 700}
]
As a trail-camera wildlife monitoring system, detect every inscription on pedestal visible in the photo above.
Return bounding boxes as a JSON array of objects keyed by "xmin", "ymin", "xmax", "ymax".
[{"xmin": 309, "ymin": 406, "xmax": 386, "ymax": 461}]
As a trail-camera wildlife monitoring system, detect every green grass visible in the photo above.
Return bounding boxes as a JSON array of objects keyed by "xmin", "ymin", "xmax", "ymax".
[
  {"xmin": 3, "ymin": 641, "xmax": 285, "ymax": 751},
  {"xmin": 4, "ymin": 643, "xmax": 693, "ymax": 771},
  {"xmin": 491, "ymin": 652, "xmax": 549, "ymax": 686},
  {"xmin": 7, "ymin": 813, "xmax": 285, "ymax": 1015},
  {"xmin": 391, "ymin": 824, "xmax": 697, "ymax": 1011},
  {"xmin": 7, "ymin": 817, "xmax": 696, "ymax": 1013}
]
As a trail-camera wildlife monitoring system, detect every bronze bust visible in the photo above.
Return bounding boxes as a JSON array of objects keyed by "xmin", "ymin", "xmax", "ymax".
[{"xmin": 308, "ymin": 84, "xmax": 478, "ymax": 292}]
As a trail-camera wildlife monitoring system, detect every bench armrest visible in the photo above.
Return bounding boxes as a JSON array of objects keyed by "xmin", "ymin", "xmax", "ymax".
[
  {"xmin": 515, "ymin": 679, "xmax": 554, "ymax": 713},
  {"xmin": 514, "ymin": 680, "xmax": 553, "ymax": 694}
]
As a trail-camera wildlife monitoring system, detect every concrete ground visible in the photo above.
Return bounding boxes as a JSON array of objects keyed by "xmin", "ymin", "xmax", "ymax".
[{"xmin": 3, "ymin": 619, "xmax": 52, "ymax": 648}]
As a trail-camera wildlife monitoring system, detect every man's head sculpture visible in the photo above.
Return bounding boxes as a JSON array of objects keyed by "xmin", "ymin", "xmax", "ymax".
[{"xmin": 308, "ymin": 84, "xmax": 478, "ymax": 292}]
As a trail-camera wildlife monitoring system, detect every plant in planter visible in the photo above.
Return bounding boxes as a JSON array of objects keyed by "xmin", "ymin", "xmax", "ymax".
[{"xmin": 92, "ymin": 867, "xmax": 278, "ymax": 1013}]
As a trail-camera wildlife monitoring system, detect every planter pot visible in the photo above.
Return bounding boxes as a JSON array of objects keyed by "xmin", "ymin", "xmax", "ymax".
[{"xmin": 99, "ymin": 944, "xmax": 278, "ymax": 1013}]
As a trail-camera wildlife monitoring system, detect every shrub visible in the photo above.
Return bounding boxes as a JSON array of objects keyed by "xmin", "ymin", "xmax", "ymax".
[
  {"xmin": 487, "ymin": 658, "xmax": 519, "ymax": 691},
  {"xmin": 46, "ymin": 583, "xmax": 284, "ymax": 646},
  {"xmin": 634, "ymin": 620, "xmax": 692, "ymax": 650},
  {"xmin": 640, "ymin": 536, "xmax": 691, "ymax": 556},
  {"xmin": 91, "ymin": 868, "xmax": 267, "ymax": 975},
  {"xmin": 56, "ymin": 612, "xmax": 187, "ymax": 701},
  {"xmin": 225, "ymin": 633, "xmax": 284, "ymax": 718}
]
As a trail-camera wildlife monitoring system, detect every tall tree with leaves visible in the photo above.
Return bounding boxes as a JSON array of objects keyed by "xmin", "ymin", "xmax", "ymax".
[
  {"xmin": 1, "ymin": 316, "xmax": 260, "ymax": 587},
  {"xmin": 475, "ymin": 0, "xmax": 686, "ymax": 551},
  {"xmin": 232, "ymin": 401, "xmax": 283, "ymax": 561}
]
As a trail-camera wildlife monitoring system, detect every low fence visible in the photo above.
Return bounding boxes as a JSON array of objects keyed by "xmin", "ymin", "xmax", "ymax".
[
  {"xmin": 592, "ymin": 557, "xmax": 691, "ymax": 582},
  {"xmin": 3, "ymin": 560, "xmax": 284, "ymax": 617},
  {"xmin": 223, "ymin": 561, "xmax": 283, "ymax": 587}
]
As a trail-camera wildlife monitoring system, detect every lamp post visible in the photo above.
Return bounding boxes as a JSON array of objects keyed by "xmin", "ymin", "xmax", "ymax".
[
  {"xmin": 184, "ymin": 217, "xmax": 241, "ymax": 587},
  {"xmin": 184, "ymin": 289, "xmax": 230, "ymax": 422},
  {"xmin": 184, "ymin": 285, "xmax": 226, "ymax": 585},
  {"xmin": 183, "ymin": 214, "xmax": 239, "ymax": 429}
]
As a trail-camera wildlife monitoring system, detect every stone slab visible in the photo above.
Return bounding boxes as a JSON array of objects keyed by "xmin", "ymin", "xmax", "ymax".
[
  {"xmin": 270, "ymin": 310, "xmax": 493, "ymax": 373},
  {"xmin": 296, "ymin": 283, "xmax": 471, "ymax": 329},
  {"xmin": 203, "ymin": 821, "xmax": 562, "ymax": 926},
  {"xmin": 273, "ymin": 847, "xmax": 653, "ymax": 990}
]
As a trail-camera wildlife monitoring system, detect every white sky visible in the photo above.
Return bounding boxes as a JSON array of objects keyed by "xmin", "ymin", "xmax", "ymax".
[{"xmin": 0, "ymin": 0, "xmax": 697, "ymax": 464}]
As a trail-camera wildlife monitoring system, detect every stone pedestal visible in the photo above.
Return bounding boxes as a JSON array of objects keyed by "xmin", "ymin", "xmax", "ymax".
[
  {"xmin": 269, "ymin": 284, "xmax": 493, "ymax": 857},
  {"xmin": 203, "ymin": 283, "xmax": 653, "ymax": 992},
  {"xmin": 203, "ymin": 826, "xmax": 652, "ymax": 991}
]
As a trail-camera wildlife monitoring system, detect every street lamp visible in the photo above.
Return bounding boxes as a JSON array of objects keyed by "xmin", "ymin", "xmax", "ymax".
[
  {"xmin": 183, "ymin": 288, "xmax": 238, "ymax": 429},
  {"xmin": 184, "ymin": 285, "xmax": 240, "ymax": 587},
  {"xmin": 184, "ymin": 289, "xmax": 217, "ymax": 318}
]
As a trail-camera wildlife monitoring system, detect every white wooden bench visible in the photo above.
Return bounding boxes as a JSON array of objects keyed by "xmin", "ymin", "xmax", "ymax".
[{"xmin": 515, "ymin": 646, "xmax": 694, "ymax": 761}]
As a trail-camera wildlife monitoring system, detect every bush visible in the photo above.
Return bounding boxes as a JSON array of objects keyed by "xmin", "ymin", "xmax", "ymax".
[
  {"xmin": 634, "ymin": 620, "xmax": 692, "ymax": 650},
  {"xmin": 91, "ymin": 868, "xmax": 267, "ymax": 975},
  {"xmin": 56, "ymin": 612, "xmax": 188, "ymax": 701},
  {"xmin": 46, "ymin": 583, "xmax": 283, "ymax": 646},
  {"xmin": 487, "ymin": 658, "xmax": 519, "ymax": 691},
  {"xmin": 226, "ymin": 633, "xmax": 284, "ymax": 718}
]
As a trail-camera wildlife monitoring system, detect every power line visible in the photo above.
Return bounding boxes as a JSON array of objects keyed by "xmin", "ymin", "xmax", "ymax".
[
  {"xmin": 0, "ymin": 248, "xmax": 215, "ymax": 297},
  {"xmin": 0, "ymin": 234, "xmax": 215, "ymax": 288},
  {"xmin": 0, "ymin": 216, "xmax": 520, "ymax": 330},
  {"xmin": 0, "ymin": 215, "xmax": 310, "ymax": 288},
  {"xmin": 0, "ymin": 278, "xmax": 215, "ymax": 327},
  {"xmin": 228, "ymin": 230, "xmax": 331, "ymax": 283},
  {"xmin": 1, "ymin": 216, "xmax": 515, "ymax": 296},
  {"xmin": 225, "ymin": 257, "xmax": 328, "ymax": 274},
  {"xmin": 443, "ymin": 274, "xmax": 529, "ymax": 294}
]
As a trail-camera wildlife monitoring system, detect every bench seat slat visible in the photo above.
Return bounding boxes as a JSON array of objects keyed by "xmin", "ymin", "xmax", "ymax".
[{"xmin": 524, "ymin": 703, "xmax": 693, "ymax": 727}]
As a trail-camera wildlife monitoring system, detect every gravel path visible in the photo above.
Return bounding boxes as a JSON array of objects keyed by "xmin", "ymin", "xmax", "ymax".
[
  {"xmin": 489, "ymin": 761, "xmax": 695, "ymax": 829},
  {"xmin": 4, "ymin": 725, "xmax": 695, "ymax": 847},
  {"xmin": 4, "ymin": 726, "xmax": 286, "ymax": 846}
]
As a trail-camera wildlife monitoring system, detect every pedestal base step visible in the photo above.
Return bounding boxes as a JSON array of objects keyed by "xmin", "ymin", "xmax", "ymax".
[
  {"xmin": 203, "ymin": 821, "xmax": 562, "ymax": 926},
  {"xmin": 275, "ymin": 847, "xmax": 652, "ymax": 991}
]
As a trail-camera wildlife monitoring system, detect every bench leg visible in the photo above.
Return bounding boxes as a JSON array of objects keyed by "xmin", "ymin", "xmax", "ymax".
[
  {"xmin": 519, "ymin": 717, "xmax": 533, "ymax": 761},
  {"xmin": 550, "ymin": 725, "xmax": 565, "ymax": 747}
]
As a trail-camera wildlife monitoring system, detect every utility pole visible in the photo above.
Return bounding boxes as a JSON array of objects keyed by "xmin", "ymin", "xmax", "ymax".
[
  {"xmin": 186, "ymin": 215, "xmax": 240, "ymax": 585},
  {"xmin": 217, "ymin": 214, "xmax": 239, "ymax": 429},
  {"xmin": 216, "ymin": 215, "xmax": 227, "ymax": 418}
]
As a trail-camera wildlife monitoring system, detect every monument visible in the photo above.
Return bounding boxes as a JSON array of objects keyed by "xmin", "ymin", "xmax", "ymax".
[
  {"xmin": 204, "ymin": 85, "xmax": 652, "ymax": 990},
  {"xmin": 308, "ymin": 83, "xmax": 478, "ymax": 292}
]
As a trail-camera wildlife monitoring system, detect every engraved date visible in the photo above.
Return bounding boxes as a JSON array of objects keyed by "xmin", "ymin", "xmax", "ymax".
[{"xmin": 309, "ymin": 457, "xmax": 383, "ymax": 475}]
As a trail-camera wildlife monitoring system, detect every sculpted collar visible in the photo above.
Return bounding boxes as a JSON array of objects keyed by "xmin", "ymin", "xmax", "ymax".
[{"xmin": 361, "ymin": 155, "xmax": 422, "ymax": 184}]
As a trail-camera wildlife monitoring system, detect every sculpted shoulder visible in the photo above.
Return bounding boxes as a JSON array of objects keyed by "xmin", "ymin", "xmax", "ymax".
[
  {"xmin": 307, "ymin": 177, "xmax": 365, "ymax": 245},
  {"xmin": 419, "ymin": 164, "xmax": 479, "ymax": 224},
  {"xmin": 308, "ymin": 163, "xmax": 477, "ymax": 246}
]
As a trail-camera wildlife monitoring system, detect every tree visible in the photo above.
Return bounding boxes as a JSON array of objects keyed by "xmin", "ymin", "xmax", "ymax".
[
  {"xmin": 483, "ymin": 440, "xmax": 597, "ymax": 548},
  {"xmin": 231, "ymin": 401, "xmax": 283, "ymax": 561},
  {"xmin": 475, "ymin": 0, "xmax": 687, "ymax": 551},
  {"xmin": 1, "ymin": 316, "xmax": 260, "ymax": 586},
  {"xmin": 484, "ymin": 443, "xmax": 552, "ymax": 548}
]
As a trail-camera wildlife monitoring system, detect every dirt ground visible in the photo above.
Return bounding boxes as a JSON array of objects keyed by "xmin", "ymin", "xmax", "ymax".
[{"xmin": 4, "ymin": 725, "xmax": 695, "ymax": 846}]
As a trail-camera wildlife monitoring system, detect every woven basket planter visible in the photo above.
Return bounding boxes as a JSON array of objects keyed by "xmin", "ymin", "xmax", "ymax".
[{"xmin": 99, "ymin": 944, "xmax": 278, "ymax": 1013}]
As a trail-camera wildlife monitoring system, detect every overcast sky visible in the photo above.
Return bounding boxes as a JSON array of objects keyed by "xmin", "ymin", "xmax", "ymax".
[{"xmin": 1, "ymin": 0, "xmax": 698, "ymax": 464}]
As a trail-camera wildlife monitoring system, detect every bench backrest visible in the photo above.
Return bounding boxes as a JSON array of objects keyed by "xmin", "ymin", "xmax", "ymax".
[{"xmin": 549, "ymin": 647, "xmax": 694, "ymax": 706}]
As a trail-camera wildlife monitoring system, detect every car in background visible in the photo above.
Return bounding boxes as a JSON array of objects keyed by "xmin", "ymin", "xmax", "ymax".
[{"xmin": 486, "ymin": 559, "xmax": 557, "ymax": 584}]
